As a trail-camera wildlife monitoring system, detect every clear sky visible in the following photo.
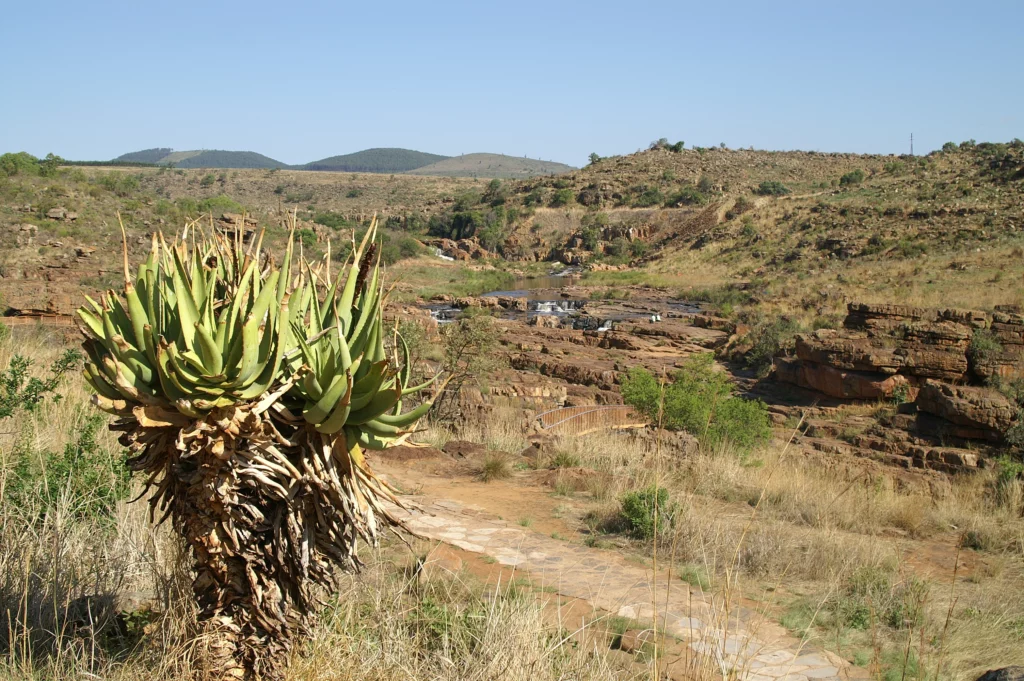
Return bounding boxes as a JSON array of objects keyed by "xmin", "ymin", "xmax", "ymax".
[{"xmin": 1, "ymin": 1, "xmax": 1021, "ymax": 167}]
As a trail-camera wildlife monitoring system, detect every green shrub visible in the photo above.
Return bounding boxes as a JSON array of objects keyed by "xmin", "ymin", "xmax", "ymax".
[
  {"xmin": 38, "ymin": 153, "xmax": 63, "ymax": 177},
  {"xmin": 839, "ymin": 169, "xmax": 865, "ymax": 186},
  {"xmin": 745, "ymin": 317, "xmax": 802, "ymax": 377},
  {"xmin": 830, "ymin": 566, "xmax": 929, "ymax": 632},
  {"xmin": 633, "ymin": 187, "xmax": 665, "ymax": 207},
  {"xmin": 621, "ymin": 354, "xmax": 771, "ymax": 452},
  {"xmin": 0, "ymin": 349, "xmax": 81, "ymax": 420},
  {"xmin": 524, "ymin": 188, "xmax": 544, "ymax": 206},
  {"xmin": 629, "ymin": 240, "xmax": 650, "ymax": 258},
  {"xmin": 99, "ymin": 172, "xmax": 140, "ymax": 197},
  {"xmin": 664, "ymin": 186, "xmax": 707, "ymax": 206},
  {"xmin": 619, "ymin": 486, "xmax": 677, "ymax": 540},
  {"xmin": 706, "ymin": 397, "xmax": 772, "ymax": 451},
  {"xmin": 895, "ymin": 239, "xmax": 927, "ymax": 258},
  {"xmin": 200, "ymin": 173, "xmax": 216, "ymax": 187},
  {"xmin": 754, "ymin": 180, "xmax": 790, "ymax": 196},
  {"xmin": 549, "ymin": 188, "xmax": 574, "ymax": 207},
  {"xmin": 884, "ymin": 160, "xmax": 906, "ymax": 175},
  {"xmin": 5, "ymin": 414, "xmax": 131, "ymax": 521},
  {"xmin": 198, "ymin": 194, "xmax": 243, "ymax": 215},
  {"xmin": 296, "ymin": 228, "xmax": 317, "ymax": 249},
  {"xmin": 942, "ymin": 142, "xmax": 958, "ymax": 153},
  {"xmin": 968, "ymin": 329, "xmax": 1003, "ymax": 367},
  {"xmin": 314, "ymin": 211, "xmax": 356, "ymax": 230},
  {"xmin": 580, "ymin": 225, "xmax": 600, "ymax": 251},
  {"xmin": 0, "ymin": 152, "xmax": 40, "ymax": 177}
]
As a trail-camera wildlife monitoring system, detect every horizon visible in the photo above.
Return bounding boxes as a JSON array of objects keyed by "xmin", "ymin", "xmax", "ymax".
[{"xmin": 1, "ymin": 1, "xmax": 1021, "ymax": 166}]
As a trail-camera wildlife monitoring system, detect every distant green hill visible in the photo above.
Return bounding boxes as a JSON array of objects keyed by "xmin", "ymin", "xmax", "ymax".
[
  {"xmin": 114, "ymin": 148, "xmax": 173, "ymax": 164},
  {"xmin": 302, "ymin": 148, "xmax": 449, "ymax": 173},
  {"xmin": 112, "ymin": 149, "xmax": 287, "ymax": 169},
  {"xmin": 404, "ymin": 153, "xmax": 575, "ymax": 179}
]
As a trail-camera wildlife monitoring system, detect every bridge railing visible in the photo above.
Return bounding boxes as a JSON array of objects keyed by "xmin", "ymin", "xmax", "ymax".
[{"xmin": 535, "ymin": 404, "xmax": 647, "ymax": 437}]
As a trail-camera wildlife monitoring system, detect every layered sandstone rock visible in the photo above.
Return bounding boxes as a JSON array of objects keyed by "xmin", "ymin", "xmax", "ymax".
[
  {"xmin": 916, "ymin": 380, "xmax": 1017, "ymax": 442},
  {"xmin": 776, "ymin": 357, "xmax": 916, "ymax": 401}
]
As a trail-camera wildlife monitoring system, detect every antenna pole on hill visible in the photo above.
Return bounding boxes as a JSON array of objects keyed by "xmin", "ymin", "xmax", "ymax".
[{"xmin": 910, "ymin": 133, "xmax": 914, "ymax": 156}]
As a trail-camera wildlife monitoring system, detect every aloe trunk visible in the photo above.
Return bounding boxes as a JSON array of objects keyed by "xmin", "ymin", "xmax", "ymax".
[{"xmin": 79, "ymin": 217, "xmax": 437, "ymax": 679}]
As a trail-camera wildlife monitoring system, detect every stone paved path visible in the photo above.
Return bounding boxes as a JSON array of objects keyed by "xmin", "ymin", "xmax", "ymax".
[{"xmin": 392, "ymin": 497, "xmax": 851, "ymax": 681}]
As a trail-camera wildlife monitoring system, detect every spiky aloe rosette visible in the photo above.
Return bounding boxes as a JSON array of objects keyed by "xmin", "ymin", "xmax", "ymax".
[{"xmin": 77, "ymin": 217, "xmax": 438, "ymax": 680}]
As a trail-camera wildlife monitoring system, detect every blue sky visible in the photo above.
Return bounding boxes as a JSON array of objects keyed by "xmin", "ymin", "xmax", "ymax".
[{"xmin": 1, "ymin": 1, "xmax": 1021, "ymax": 166}]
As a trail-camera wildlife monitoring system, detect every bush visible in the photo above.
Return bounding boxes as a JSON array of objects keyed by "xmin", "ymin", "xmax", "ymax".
[
  {"xmin": 942, "ymin": 142, "xmax": 958, "ymax": 153},
  {"xmin": 99, "ymin": 172, "xmax": 140, "ymax": 197},
  {"xmin": 629, "ymin": 240, "xmax": 650, "ymax": 258},
  {"xmin": 0, "ymin": 349, "xmax": 81, "ymax": 420},
  {"xmin": 0, "ymin": 152, "xmax": 40, "ymax": 177},
  {"xmin": 884, "ymin": 160, "xmax": 906, "ymax": 175},
  {"xmin": 664, "ymin": 186, "xmax": 707, "ymax": 206},
  {"xmin": 314, "ymin": 211, "xmax": 356, "ymax": 230},
  {"xmin": 549, "ymin": 188, "xmax": 574, "ymax": 207},
  {"xmin": 38, "ymin": 153, "xmax": 63, "ymax": 177},
  {"xmin": 755, "ymin": 180, "xmax": 790, "ymax": 196},
  {"xmin": 198, "ymin": 194, "xmax": 242, "ymax": 215},
  {"xmin": 4, "ymin": 414, "xmax": 131, "ymax": 521},
  {"xmin": 968, "ymin": 329, "xmax": 1003, "ymax": 368},
  {"xmin": 839, "ymin": 169, "xmax": 865, "ymax": 186},
  {"xmin": 621, "ymin": 354, "xmax": 771, "ymax": 452},
  {"xmin": 524, "ymin": 188, "xmax": 544, "ymax": 206},
  {"xmin": 745, "ymin": 316, "xmax": 802, "ymax": 377},
  {"xmin": 200, "ymin": 173, "xmax": 216, "ymax": 187},
  {"xmin": 296, "ymin": 228, "xmax": 317, "ymax": 249},
  {"xmin": 619, "ymin": 486, "xmax": 677, "ymax": 540},
  {"xmin": 633, "ymin": 187, "xmax": 664, "ymax": 207}
]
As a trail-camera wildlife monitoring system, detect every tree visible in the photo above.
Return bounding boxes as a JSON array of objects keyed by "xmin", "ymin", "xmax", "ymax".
[
  {"xmin": 588, "ymin": 152, "xmax": 602, "ymax": 165},
  {"xmin": 39, "ymin": 152, "xmax": 63, "ymax": 177},
  {"xmin": 433, "ymin": 311, "xmax": 506, "ymax": 420},
  {"xmin": 621, "ymin": 354, "xmax": 771, "ymax": 452},
  {"xmin": 0, "ymin": 151, "xmax": 40, "ymax": 176},
  {"xmin": 77, "ymin": 218, "xmax": 440, "ymax": 679}
]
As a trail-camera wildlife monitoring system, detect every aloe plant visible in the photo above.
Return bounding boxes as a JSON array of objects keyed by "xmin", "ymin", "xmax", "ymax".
[{"xmin": 78, "ymin": 216, "xmax": 438, "ymax": 679}]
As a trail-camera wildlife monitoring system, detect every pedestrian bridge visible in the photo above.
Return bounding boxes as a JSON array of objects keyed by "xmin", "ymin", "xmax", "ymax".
[{"xmin": 535, "ymin": 405, "xmax": 647, "ymax": 437}]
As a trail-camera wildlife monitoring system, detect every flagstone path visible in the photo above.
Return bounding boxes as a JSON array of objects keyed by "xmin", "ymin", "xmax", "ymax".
[{"xmin": 392, "ymin": 497, "xmax": 855, "ymax": 681}]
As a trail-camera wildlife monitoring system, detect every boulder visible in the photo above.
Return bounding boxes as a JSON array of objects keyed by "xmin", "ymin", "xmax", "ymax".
[
  {"xmin": 442, "ymin": 440, "xmax": 490, "ymax": 459},
  {"xmin": 975, "ymin": 668, "xmax": 1024, "ymax": 681},
  {"xmin": 45, "ymin": 207, "xmax": 67, "ymax": 220},
  {"xmin": 916, "ymin": 380, "xmax": 1017, "ymax": 441},
  {"xmin": 497, "ymin": 295, "xmax": 528, "ymax": 311},
  {"xmin": 795, "ymin": 330, "xmax": 968, "ymax": 381},
  {"xmin": 775, "ymin": 357, "xmax": 916, "ymax": 401},
  {"xmin": 692, "ymin": 314, "xmax": 736, "ymax": 333},
  {"xmin": 531, "ymin": 315, "xmax": 560, "ymax": 328}
]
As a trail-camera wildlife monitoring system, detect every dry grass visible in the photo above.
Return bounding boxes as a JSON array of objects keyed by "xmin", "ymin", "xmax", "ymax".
[
  {"xmin": 525, "ymin": 426, "xmax": 1024, "ymax": 681},
  {"xmin": 3, "ymin": 331, "xmax": 1023, "ymax": 681},
  {"xmin": 0, "ymin": 332, "xmax": 639, "ymax": 680}
]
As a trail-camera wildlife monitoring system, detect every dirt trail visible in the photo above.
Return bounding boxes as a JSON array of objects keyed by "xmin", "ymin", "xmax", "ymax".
[{"xmin": 389, "ymin": 493, "xmax": 856, "ymax": 681}]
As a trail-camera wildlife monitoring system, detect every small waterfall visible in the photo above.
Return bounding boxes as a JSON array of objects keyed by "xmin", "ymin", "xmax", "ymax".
[
  {"xmin": 428, "ymin": 307, "xmax": 460, "ymax": 324},
  {"xmin": 434, "ymin": 248, "xmax": 455, "ymax": 262},
  {"xmin": 530, "ymin": 300, "xmax": 586, "ymax": 315}
]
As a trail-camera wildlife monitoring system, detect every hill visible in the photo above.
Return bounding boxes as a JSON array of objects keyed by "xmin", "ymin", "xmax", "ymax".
[
  {"xmin": 111, "ymin": 148, "xmax": 287, "ymax": 168},
  {"xmin": 113, "ymin": 148, "xmax": 173, "ymax": 164},
  {"xmin": 302, "ymin": 148, "xmax": 448, "ymax": 173},
  {"xmin": 405, "ymin": 153, "xmax": 575, "ymax": 179}
]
